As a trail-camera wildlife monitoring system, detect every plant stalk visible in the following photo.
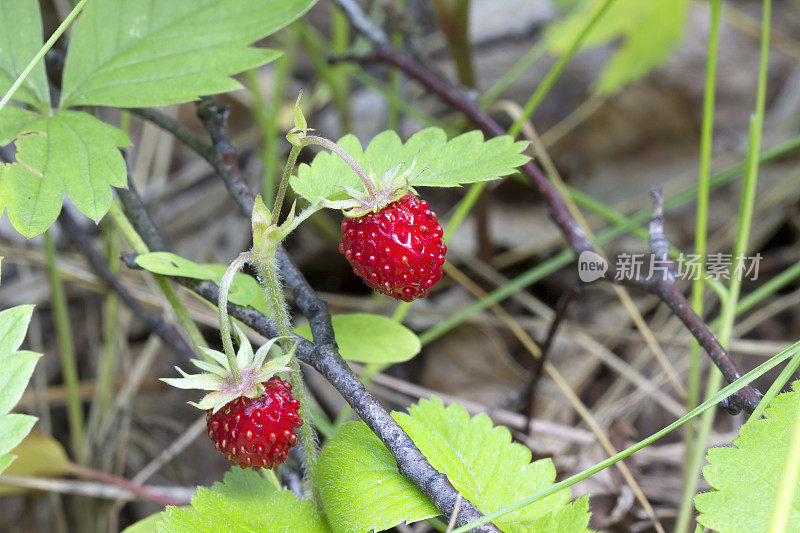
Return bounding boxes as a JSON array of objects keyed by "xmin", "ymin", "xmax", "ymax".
[
  {"xmin": 685, "ymin": 0, "xmax": 721, "ymax": 483},
  {"xmin": 218, "ymin": 252, "xmax": 254, "ymax": 382},
  {"xmin": 300, "ymin": 135, "xmax": 378, "ymax": 198},
  {"xmin": 676, "ymin": 0, "xmax": 771, "ymax": 529},
  {"xmin": 44, "ymin": 231, "xmax": 85, "ymax": 463},
  {"xmin": 107, "ymin": 201, "xmax": 207, "ymax": 350},
  {"xmin": 255, "ymin": 257, "xmax": 321, "ymax": 507},
  {"xmin": 271, "ymin": 144, "xmax": 302, "ymax": 226}
]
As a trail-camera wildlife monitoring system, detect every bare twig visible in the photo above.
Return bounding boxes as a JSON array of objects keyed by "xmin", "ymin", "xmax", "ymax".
[
  {"xmin": 525, "ymin": 285, "xmax": 578, "ymax": 422},
  {"xmin": 330, "ymin": 0, "xmax": 761, "ymax": 414},
  {"xmin": 648, "ymin": 187, "xmax": 676, "ymax": 283},
  {"xmin": 0, "ymin": 473, "xmax": 192, "ymax": 506}
]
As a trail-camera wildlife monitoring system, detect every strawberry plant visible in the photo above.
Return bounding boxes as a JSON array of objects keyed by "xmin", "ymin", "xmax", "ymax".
[{"xmin": 1, "ymin": 0, "xmax": 799, "ymax": 532}]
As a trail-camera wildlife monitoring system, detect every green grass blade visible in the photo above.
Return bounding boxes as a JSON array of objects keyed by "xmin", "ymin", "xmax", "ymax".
[{"xmin": 0, "ymin": 0, "xmax": 90, "ymax": 112}]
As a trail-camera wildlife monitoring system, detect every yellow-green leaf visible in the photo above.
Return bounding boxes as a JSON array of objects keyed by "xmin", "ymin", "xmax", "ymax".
[
  {"xmin": 294, "ymin": 314, "xmax": 420, "ymax": 363},
  {"xmin": 547, "ymin": 0, "xmax": 690, "ymax": 94},
  {"xmin": 0, "ymin": 431, "xmax": 71, "ymax": 495}
]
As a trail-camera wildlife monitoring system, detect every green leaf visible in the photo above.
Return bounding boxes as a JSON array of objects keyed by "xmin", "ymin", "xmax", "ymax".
[
  {"xmin": 0, "ymin": 304, "xmax": 40, "ymax": 474},
  {"xmin": 318, "ymin": 397, "xmax": 591, "ymax": 532},
  {"xmin": 135, "ymin": 252, "xmax": 217, "ymax": 281},
  {"xmin": 290, "ymin": 128, "xmax": 530, "ymax": 203},
  {"xmin": 0, "ymin": 305, "xmax": 33, "ymax": 354},
  {"xmin": 318, "ymin": 422, "xmax": 439, "ymax": 532},
  {"xmin": 132, "ymin": 254, "xmax": 266, "ymax": 308},
  {"xmin": 122, "ymin": 512, "xmax": 162, "ymax": 533},
  {"xmin": 547, "ymin": 0, "xmax": 690, "ymax": 94},
  {"xmin": 294, "ymin": 313, "xmax": 420, "ymax": 364},
  {"xmin": 157, "ymin": 467, "xmax": 330, "ymax": 533},
  {"xmin": 60, "ymin": 0, "xmax": 317, "ymax": 108},
  {"xmin": 0, "ymin": 414, "xmax": 37, "ymax": 457},
  {"xmin": 0, "ymin": 106, "xmax": 39, "ymax": 144},
  {"xmin": 0, "ymin": 351, "xmax": 39, "ymax": 415},
  {"xmin": 0, "ymin": 431, "xmax": 71, "ymax": 495},
  {"xmin": 0, "ymin": 0, "xmax": 50, "ymax": 110},
  {"xmin": 695, "ymin": 380, "xmax": 800, "ymax": 531},
  {"xmin": 0, "ymin": 110, "xmax": 130, "ymax": 237}
]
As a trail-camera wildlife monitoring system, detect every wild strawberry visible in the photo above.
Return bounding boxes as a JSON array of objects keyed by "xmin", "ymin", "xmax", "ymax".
[
  {"xmin": 206, "ymin": 377, "xmax": 302, "ymax": 469},
  {"xmin": 339, "ymin": 193, "xmax": 446, "ymax": 301},
  {"xmin": 322, "ymin": 157, "xmax": 447, "ymax": 302},
  {"xmin": 162, "ymin": 327, "xmax": 301, "ymax": 469}
]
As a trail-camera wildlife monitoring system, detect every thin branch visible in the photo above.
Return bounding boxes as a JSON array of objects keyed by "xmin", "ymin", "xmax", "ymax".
[
  {"xmin": 195, "ymin": 97, "xmax": 256, "ymax": 214},
  {"xmin": 524, "ymin": 285, "xmax": 577, "ymax": 422},
  {"xmin": 648, "ymin": 187, "xmax": 676, "ymax": 283},
  {"xmin": 612, "ymin": 272, "xmax": 762, "ymax": 413},
  {"xmin": 0, "ymin": 474, "xmax": 192, "ymax": 506},
  {"xmin": 331, "ymin": 0, "xmax": 761, "ymax": 414},
  {"xmin": 68, "ymin": 463, "xmax": 183, "ymax": 507}
]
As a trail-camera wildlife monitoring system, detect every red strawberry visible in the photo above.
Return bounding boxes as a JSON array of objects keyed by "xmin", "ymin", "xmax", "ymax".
[
  {"xmin": 339, "ymin": 193, "xmax": 446, "ymax": 302},
  {"xmin": 206, "ymin": 377, "xmax": 302, "ymax": 469}
]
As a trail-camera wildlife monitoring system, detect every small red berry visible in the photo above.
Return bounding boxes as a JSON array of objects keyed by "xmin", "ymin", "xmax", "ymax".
[
  {"xmin": 206, "ymin": 377, "xmax": 302, "ymax": 469},
  {"xmin": 339, "ymin": 193, "xmax": 446, "ymax": 302}
]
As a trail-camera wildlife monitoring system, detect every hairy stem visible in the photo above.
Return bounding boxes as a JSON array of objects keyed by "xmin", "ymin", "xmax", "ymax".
[
  {"xmin": 271, "ymin": 144, "xmax": 302, "ymax": 226},
  {"xmin": 218, "ymin": 252, "xmax": 254, "ymax": 382},
  {"xmin": 253, "ymin": 257, "xmax": 321, "ymax": 507},
  {"xmin": 300, "ymin": 135, "xmax": 379, "ymax": 197},
  {"xmin": 44, "ymin": 231, "xmax": 85, "ymax": 463}
]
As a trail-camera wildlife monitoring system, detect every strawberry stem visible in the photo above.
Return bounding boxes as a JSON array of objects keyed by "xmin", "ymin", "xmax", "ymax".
[
  {"xmin": 271, "ymin": 144, "xmax": 302, "ymax": 226},
  {"xmin": 218, "ymin": 251, "xmax": 254, "ymax": 383},
  {"xmin": 300, "ymin": 135, "xmax": 381, "ymax": 199},
  {"xmin": 253, "ymin": 254, "xmax": 322, "ymax": 509}
]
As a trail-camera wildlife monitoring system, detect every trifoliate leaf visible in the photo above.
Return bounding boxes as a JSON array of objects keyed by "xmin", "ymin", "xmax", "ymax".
[
  {"xmin": 157, "ymin": 467, "xmax": 330, "ymax": 533},
  {"xmin": 0, "ymin": 110, "xmax": 130, "ymax": 237},
  {"xmin": 547, "ymin": 0, "xmax": 690, "ymax": 94},
  {"xmin": 0, "ymin": 305, "xmax": 39, "ymax": 474},
  {"xmin": 695, "ymin": 381, "xmax": 800, "ymax": 532},
  {"xmin": 290, "ymin": 128, "xmax": 529, "ymax": 203},
  {"xmin": 0, "ymin": 0, "xmax": 50, "ymax": 111},
  {"xmin": 59, "ymin": 0, "xmax": 317, "ymax": 108},
  {"xmin": 318, "ymin": 397, "xmax": 591, "ymax": 532},
  {"xmin": 294, "ymin": 313, "xmax": 420, "ymax": 364}
]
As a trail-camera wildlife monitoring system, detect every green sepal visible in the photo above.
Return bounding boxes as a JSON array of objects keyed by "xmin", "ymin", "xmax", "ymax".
[
  {"xmin": 322, "ymin": 157, "xmax": 422, "ymax": 218},
  {"xmin": 161, "ymin": 330, "xmax": 295, "ymax": 413},
  {"xmin": 293, "ymin": 90, "xmax": 307, "ymax": 131},
  {"xmin": 251, "ymin": 194, "xmax": 272, "ymax": 255},
  {"xmin": 250, "ymin": 200, "xmax": 324, "ymax": 260}
]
